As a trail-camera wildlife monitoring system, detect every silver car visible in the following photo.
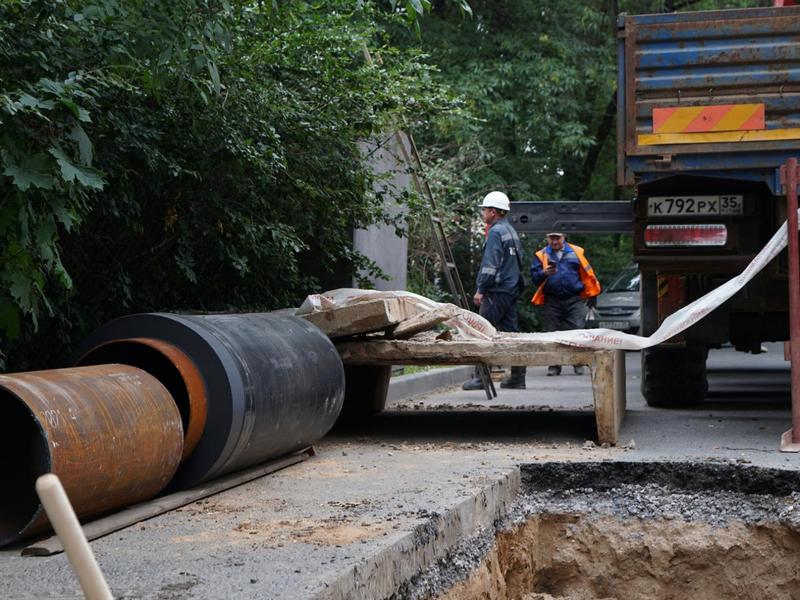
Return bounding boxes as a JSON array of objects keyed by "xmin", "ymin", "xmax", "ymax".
[{"xmin": 586, "ymin": 265, "xmax": 640, "ymax": 333}]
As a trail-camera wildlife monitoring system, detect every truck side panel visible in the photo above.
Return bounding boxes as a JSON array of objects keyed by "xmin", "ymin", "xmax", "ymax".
[{"xmin": 618, "ymin": 6, "xmax": 800, "ymax": 189}]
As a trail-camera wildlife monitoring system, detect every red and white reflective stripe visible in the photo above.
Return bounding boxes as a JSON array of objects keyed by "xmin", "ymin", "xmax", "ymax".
[{"xmin": 644, "ymin": 224, "xmax": 727, "ymax": 247}]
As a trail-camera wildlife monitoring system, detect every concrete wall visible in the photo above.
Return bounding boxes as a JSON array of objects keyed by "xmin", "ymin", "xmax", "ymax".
[{"xmin": 353, "ymin": 135, "xmax": 410, "ymax": 291}]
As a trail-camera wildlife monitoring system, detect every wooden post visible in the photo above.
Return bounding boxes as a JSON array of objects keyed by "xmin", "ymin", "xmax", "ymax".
[
  {"xmin": 341, "ymin": 365, "xmax": 392, "ymax": 418},
  {"xmin": 590, "ymin": 350, "xmax": 626, "ymax": 445}
]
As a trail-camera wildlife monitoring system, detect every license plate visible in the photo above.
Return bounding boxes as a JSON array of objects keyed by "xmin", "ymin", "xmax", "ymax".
[
  {"xmin": 598, "ymin": 321, "xmax": 628, "ymax": 330},
  {"xmin": 647, "ymin": 195, "xmax": 743, "ymax": 217}
]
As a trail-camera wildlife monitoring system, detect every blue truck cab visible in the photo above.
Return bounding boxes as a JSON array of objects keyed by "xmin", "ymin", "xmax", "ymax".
[{"xmin": 618, "ymin": 5, "xmax": 800, "ymax": 406}]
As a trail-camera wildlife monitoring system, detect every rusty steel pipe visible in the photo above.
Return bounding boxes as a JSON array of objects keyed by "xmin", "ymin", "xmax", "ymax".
[
  {"xmin": 0, "ymin": 365, "xmax": 183, "ymax": 546},
  {"xmin": 77, "ymin": 313, "xmax": 345, "ymax": 489},
  {"xmin": 78, "ymin": 338, "xmax": 208, "ymax": 462}
]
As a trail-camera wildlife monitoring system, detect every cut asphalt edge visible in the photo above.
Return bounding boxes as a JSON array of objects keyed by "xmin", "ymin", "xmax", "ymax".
[{"xmin": 314, "ymin": 367, "xmax": 515, "ymax": 599}]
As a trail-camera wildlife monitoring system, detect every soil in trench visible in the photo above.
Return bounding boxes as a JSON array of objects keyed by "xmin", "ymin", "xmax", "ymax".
[
  {"xmin": 439, "ymin": 513, "xmax": 800, "ymax": 600},
  {"xmin": 437, "ymin": 462, "xmax": 800, "ymax": 600}
]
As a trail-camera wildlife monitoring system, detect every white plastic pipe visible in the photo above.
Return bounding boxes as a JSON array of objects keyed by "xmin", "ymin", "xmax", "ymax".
[{"xmin": 35, "ymin": 474, "xmax": 113, "ymax": 600}]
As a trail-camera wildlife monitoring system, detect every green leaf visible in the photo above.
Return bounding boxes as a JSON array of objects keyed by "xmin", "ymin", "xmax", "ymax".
[
  {"xmin": 56, "ymin": 262, "xmax": 73, "ymax": 289},
  {"xmin": 60, "ymin": 98, "xmax": 92, "ymax": 122},
  {"xmin": 35, "ymin": 219, "xmax": 57, "ymax": 265},
  {"xmin": 82, "ymin": 5, "xmax": 105, "ymax": 19},
  {"xmin": 48, "ymin": 147, "xmax": 105, "ymax": 190},
  {"xmin": 69, "ymin": 123, "xmax": 93, "ymax": 165},
  {"xmin": 208, "ymin": 60, "xmax": 221, "ymax": 95},
  {"xmin": 39, "ymin": 79, "xmax": 65, "ymax": 96},
  {"xmin": 17, "ymin": 93, "xmax": 55, "ymax": 110},
  {"xmin": 408, "ymin": 0, "xmax": 424, "ymax": 14},
  {"xmin": 9, "ymin": 272, "xmax": 34, "ymax": 313},
  {"xmin": 158, "ymin": 47, "xmax": 173, "ymax": 65},
  {"xmin": 53, "ymin": 202, "xmax": 78, "ymax": 233},
  {"xmin": 2, "ymin": 152, "xmax": 55, "ymax": 191},
  {"xmin": 19, "ymin": 93, "xmax": 41, "ymax": 107}
]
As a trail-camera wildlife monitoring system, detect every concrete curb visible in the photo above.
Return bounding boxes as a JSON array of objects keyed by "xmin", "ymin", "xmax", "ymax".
[
  {"xmin": 313, "ymin": 468, "xmax": 521, "ymax": 600},
  {"xmin": 386, "ymin": 366, "xmax": 475, "ymax": 403}
]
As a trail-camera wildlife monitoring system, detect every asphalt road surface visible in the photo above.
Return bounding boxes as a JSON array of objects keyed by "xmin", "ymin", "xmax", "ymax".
[
  {"xmin": 2, "ymin": 344, "xmax": 798, "ymax": 599},
  {"xmin": 334, "ymin": 343, "xmax": 796, "ymax": 466}
]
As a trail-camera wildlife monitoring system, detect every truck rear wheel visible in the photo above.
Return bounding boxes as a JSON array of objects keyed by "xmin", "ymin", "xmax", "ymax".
[{"xmin": 641, "ymin": 344, "xmax": 708, "ymax": 407}]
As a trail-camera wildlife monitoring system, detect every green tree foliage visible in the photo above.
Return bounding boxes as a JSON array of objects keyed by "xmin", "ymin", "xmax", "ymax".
[{"xmin": 0, "ymin": 0, "xmax": 453, "ymax": 370}]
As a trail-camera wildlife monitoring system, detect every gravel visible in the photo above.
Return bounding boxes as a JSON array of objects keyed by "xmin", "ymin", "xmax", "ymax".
[
  {"xmin": 387, "ymin": 528, "xmax": 496, "ymax": 600},
  {"xmin": 512, "ymin": 460, "xmax": 800, "ymax": 529},
  {"xmin": 514, "ymin": 483, "xmax": 800, "ymax": 528}
]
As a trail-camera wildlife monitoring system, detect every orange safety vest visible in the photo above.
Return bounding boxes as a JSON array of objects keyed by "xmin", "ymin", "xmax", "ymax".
[{"xmin": 531, "ymin": 243, "xmax": 601, "ymax": 305}]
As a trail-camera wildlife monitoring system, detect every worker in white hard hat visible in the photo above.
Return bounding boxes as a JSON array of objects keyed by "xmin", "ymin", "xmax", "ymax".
[{"xmin": 462, "ymin": 191, "xmax": 528, "ymax": 391}]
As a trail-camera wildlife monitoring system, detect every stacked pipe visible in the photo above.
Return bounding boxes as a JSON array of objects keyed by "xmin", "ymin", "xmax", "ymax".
[{"xmin": 0, "ymin": 313, "xmax": 345, "ymax": 546}]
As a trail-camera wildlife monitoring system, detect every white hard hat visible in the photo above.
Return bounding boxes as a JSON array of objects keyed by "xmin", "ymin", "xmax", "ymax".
[{"xmin": 480, "ymin": 191, "xmax": 511, "ymax": 212}]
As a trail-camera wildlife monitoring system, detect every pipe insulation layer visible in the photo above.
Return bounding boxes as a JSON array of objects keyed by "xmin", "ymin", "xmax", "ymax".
[
  {"xmin": 77, "ymin": 338, "xmax": 207, "ymax": 462},
  {"xmin": 0, "ymin": 365, "xmax": 183, "ymax": 546},
  {"xmin": 77, "ymin": 313, "xmax": 345, "ymax": 489}
]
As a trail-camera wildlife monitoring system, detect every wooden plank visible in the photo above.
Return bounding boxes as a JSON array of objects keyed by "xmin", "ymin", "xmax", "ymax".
[
  {"xmin": 391, "ymin": 304, "xmax": 460, "ymax": 339},
  {"xmin": 591, "ymin": 350, "xmax": 626, "ymax": 445},
  {"xmin": 614, "ymin": 350, "xmax": 627, "ymax": 440},
  {"xmin": 299, "ymin": 298, "xmax": 416, "ymax": 338},
  {"xmin": 337, "ymin": 338, "xmax": 598, "ymax": 367}
]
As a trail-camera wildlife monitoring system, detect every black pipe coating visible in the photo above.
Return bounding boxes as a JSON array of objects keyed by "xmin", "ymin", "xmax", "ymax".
[{"xmin": 77, "ymin": 313, "xmax": 344, "ymax": 489}]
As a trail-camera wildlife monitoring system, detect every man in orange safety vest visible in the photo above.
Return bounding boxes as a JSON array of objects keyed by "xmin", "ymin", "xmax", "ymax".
[{"xmin": 530, "ymin": 232, "xmax": 601, "ymax": 376}]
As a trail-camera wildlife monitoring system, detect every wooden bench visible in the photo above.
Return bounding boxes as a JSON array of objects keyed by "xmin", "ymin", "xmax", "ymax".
[{"xmin": 337, "ymin": 338, "xmax": 626, "ymax": 445}]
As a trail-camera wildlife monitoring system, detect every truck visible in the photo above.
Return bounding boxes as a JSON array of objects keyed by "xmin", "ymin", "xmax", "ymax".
[
  {"xmin": 620, "ymin": 3, "xmax": 800, "ymax": 407},
  {"xmin": 510, "ymin": 3, "xmax": 800, "ymax": 407}
]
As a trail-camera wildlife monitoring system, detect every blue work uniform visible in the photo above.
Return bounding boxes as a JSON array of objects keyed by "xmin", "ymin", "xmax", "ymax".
[
  {"xmin": 530, "ymin": 243, "xmax": 589, "ymax": 331},
  {"xmin": 476, "ymin": 218, "xmax": 524, "ymax": 332}
]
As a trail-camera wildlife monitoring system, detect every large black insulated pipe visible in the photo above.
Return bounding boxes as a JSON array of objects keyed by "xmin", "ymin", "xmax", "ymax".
[{"xmin": 76, "ymin": 313, "xmax": 344, "ymax": 489}]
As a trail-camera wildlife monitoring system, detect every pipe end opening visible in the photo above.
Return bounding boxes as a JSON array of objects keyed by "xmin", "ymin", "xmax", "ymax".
[
  {"xmin": 0, "ymin": 389, "xmax": 49, "ymax": 545},
  {"xmin": 77, "ymin": 339, "xmax": 207, "ymax": 460}
]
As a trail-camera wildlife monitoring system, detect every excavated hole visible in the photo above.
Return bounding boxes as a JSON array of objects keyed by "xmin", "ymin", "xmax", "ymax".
[{"xmin": 436, "ymin": 462, "xmax": 800, "ymax": 600}]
